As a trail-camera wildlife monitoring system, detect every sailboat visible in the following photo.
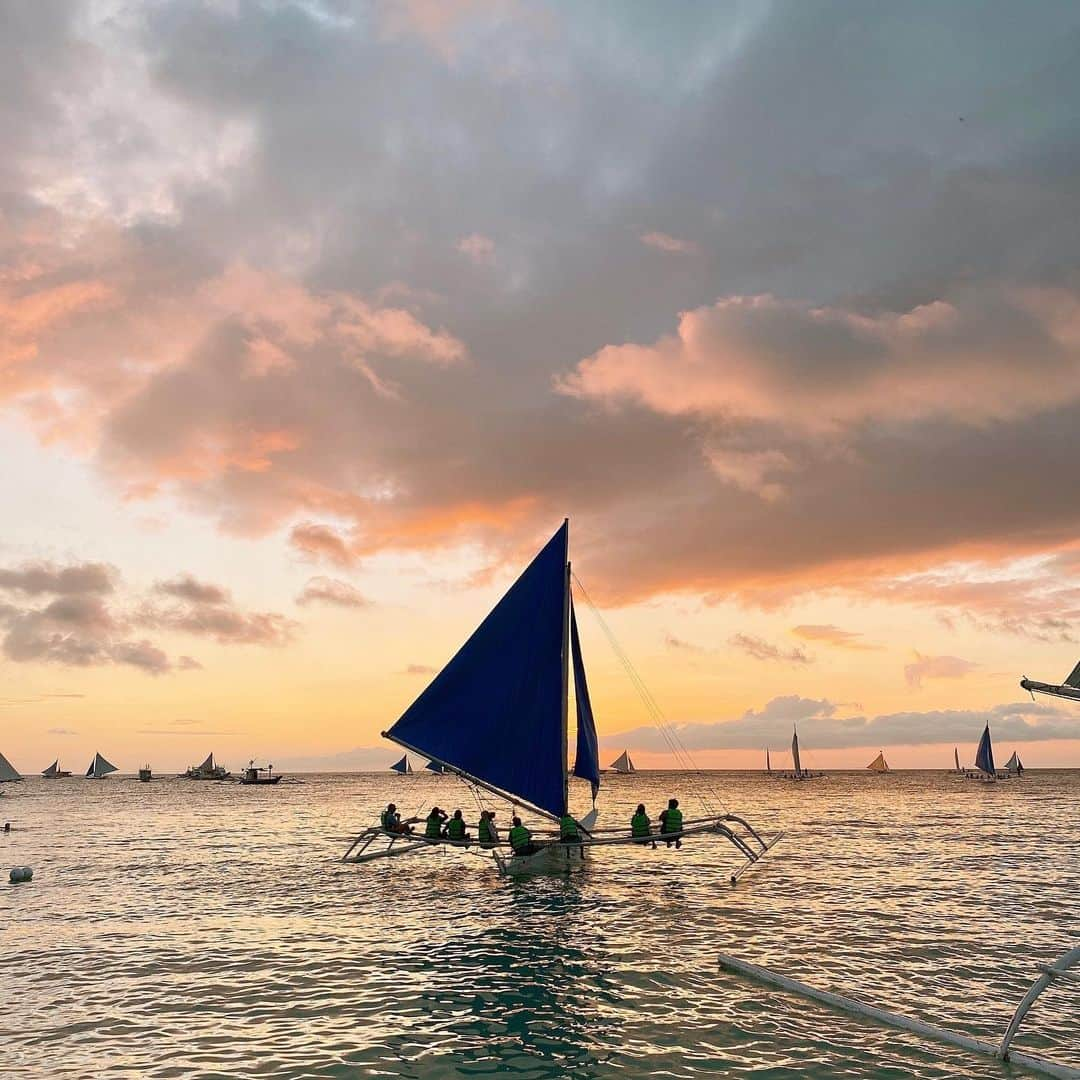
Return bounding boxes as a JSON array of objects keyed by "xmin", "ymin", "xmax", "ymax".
[
  {"xmin": 608, "ymin": 750, "xmax": 635, "ymax": 774},
  {"xmin": 866, "ymin": 750, "xmax": 890, "ymax": 773},
  {"xmin": 765, "ymin": 748, "xmax": 773, "ymax": 775},
  {"xmin": 42, "ymin": 759, "xmax": 72, "ymax": 779},
  {"xmin": 1004, "ymin": 750, "xmax": 1025, "ymax": 777},
  {"xmin": 780, "ymin": 724, "xmax": 824, "ymax": 781},
  {"xmin": 0, "ymin": 752, "xmax": 22, "ymax": 784},
  {"xmin": 953, "ymin": 747, "xmax": 962, "ymax": 774},
  {"xmin": 343, "ymin": 521, "xmax": 781, "ymax": 878},
  {"xmin": 424, "ymin": 760, "xmax": 446, "ymax": 774},
  {"xmin": 85, "ymin": 752, "xmax": 118, "ymax": 779},
  {"xmin": 965, "ymin": 724, "xmax": 1009, "ymax": 782},
  {"xmin": 185, "ymin": 752, "xmax": 230, "ymax": 780},
  {"xmin": 389, "ymin": 754, "xmax": 413, "ymax": 775}
]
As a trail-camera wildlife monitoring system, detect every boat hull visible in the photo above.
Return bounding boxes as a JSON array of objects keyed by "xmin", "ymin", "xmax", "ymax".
[{"xmin": 498, "ymin": 842, "xmax": 585, "ymax": 876}]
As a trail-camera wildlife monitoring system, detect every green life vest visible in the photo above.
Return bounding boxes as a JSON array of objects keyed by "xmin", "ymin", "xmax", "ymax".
[
  {"xmin": 631, "ymin": 812, "xmax": 651, "ymax": 837},
  {"xmin": 559, "ymin": 814, "xmax": 579, "ymax": 841},
  {"xmin": 478, "ymin": 818, "xmax": 494, "ymax": 842},
  {"xmin": 663, "ymin": 808, "xmax": 683, "ymax": 834},
  {"xmin": 425, "ymin": 815, "xmax": 442, "ymax": 839},
  {"xmin": 508, "ymin": 825, "xmax": 531, "ymax": 852},
  {"xmin": 447, "ymin": 817, "xmax": 466, "ymax": 840},
  {"xmin": 380, "ymin": 809, "xmax": 393, "ymax": 829}
]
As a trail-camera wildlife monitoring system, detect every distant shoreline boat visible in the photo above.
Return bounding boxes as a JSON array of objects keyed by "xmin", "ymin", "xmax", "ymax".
[
  {"xmin": 85, "ymin": 752, "xmax": 118, "ymax": 780},
  {"xmin": 389, "ymin": 754, "xmax": 413, "ymax": 775},
  {"xmin": 138, "ymin": 765, "xmax": 153, "ymax": 783},
  {"xmin": 964, "ymin": 723, "xmax": 1011, "ymax": 782},
  {"xmin": 778, "ymin": 725, "xmax": 824, "ymax": 781},
  {"xmin": 185, "ymin": 753, "xmax": 230, "ymax": 781},
  {"xmin": 608, "ymin": 750, "xmax": 635, "ymax": 774},
  {"xmin": 42, "ymin": 759, "xmax": 73, "ymax": 779},
  {"xmin": 239, "ymin": 761, "xmax": 281, "ymax": 785},
  {"xmin": 0, "ymin": 752, "xmax": 22, "ymax": 785},
  {"xmin": 866, "ymin": 750, "xmax": 890, "ymax": 773}
]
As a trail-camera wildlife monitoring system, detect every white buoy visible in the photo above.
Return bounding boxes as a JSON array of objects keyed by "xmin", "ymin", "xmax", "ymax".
[{"xmin": 9, "ymin": 866, "xmax": 33, "ymax": 883}]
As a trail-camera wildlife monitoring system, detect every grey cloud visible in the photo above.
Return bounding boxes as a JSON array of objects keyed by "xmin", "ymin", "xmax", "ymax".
[
  {"xmin": 5, "ymin": 2, "xmax": 1080, "ymax": 613},
  {"xmin": 603, "ymin": 698, "xmax": 1078, "ymax": 753},
  {"xmin": 156, "ymin": 575, "xmax": 230, "ymax": 605},
  {"xmin": 295, "ymin": 576, "xmax": 370, "ymax": 608},
  {"xmin": 0, "ymin": 562, "xmax": 115, "ymax": 596},
  {"xmin": 729, "ymin": 633, "xmax": 811, "ymax": 665}
]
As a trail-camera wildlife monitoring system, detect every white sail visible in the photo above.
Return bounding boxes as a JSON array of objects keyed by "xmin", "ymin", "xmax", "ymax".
[
  {"xmin": 791, "ymin": 727, "xmax": 803, "ymax": 775},
  {"xmin": 1005, "ymin": 751, "xmax": 1024, "ymax": 774},
  {"xmin": 866, "ymin": 751, "xmax": 889, "ymax": 773},
  {"xmin": 198, "ymin": 752, "xmax": 215, "ymax": 772},
  {"xmin": 609, "ymin": 750, "xmax": 634, "ymax": 774},
  {"xmin": 43, "ymin": 759, "xmax": 60, "ymax": 777},
  {"xmin": 0, "ymin": 752, "xmax": 21, "ymax": 782}
]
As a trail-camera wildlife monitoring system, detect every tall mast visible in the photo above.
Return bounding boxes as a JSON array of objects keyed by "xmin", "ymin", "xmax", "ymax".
[{"xmin": 561, "ymin": 518, "xmax": 570, "ymax": 817}]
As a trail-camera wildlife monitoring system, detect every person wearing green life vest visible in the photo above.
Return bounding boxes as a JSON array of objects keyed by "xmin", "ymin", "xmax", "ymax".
[
  {"xmin": 380, "ymin": 803, "xmax": 413, "ymax": 835},
  {"xmin": 631, "ymin": 803, "xmax": 656, "ymax": 848},
  {"xmin": 658, "ymin": 797, "xmax": 683, "ymax": 848},
  {"xmin": 424, "ymin": 806, "xmax": 447, "ymax": 839},
  {"xmin": 477, "ymin": 809, "xmax": 499, "ymax": 848},
  {"xmin": 444, "ymin": 808, "xmax": 470, "ymax": 844},
  {"xmin": 508, "ymin": 815, "xmax": 539, "ymax": 856},
  {"xmin": 559, "ymin": 812, "xmax": 586, "ymax": 857}
]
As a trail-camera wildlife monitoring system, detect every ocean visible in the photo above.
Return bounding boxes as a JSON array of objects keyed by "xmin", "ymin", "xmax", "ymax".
[{"xmin": 3, "ymin": 770, "xmax": 1078, "ymax": 1078}]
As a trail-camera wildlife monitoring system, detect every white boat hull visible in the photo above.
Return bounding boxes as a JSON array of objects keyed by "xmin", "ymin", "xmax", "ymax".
[{"xmin": 498, "ymin": 842, "xmax": 585, "ymax": 876}]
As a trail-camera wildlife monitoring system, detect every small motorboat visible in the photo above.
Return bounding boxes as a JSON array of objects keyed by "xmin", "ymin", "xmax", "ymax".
[
  {"xmin": 138, "ymin": 765, "xmax": 153, "ymax": 782},
  {"xmin": 239, "ymin": 761, "xmax": 282, "ymax": 785}
]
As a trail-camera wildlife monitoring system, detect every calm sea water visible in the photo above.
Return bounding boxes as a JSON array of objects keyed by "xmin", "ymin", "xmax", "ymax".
[{"xmin": 3, "ymin": 770, "xmax": 1077, "ymax": 1078}]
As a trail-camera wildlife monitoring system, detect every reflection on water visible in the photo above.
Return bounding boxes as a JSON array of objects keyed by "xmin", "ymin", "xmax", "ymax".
[{"xmin": 3, "ymin": 771, "xmax": 1078, "ymax": 1078}]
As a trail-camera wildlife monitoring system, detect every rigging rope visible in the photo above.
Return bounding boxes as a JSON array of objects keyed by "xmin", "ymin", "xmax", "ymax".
[{"xmin": 571, "ymin": 572, "xmax": 727, "ymax": 817}]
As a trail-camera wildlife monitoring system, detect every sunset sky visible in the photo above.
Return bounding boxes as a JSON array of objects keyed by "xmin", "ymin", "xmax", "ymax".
[{"xmin": 3, "ymin": 1, "xmax": 1080, "ymax": 774}]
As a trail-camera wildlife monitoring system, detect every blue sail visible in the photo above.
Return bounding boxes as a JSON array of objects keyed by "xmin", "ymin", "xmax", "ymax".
[
  {"xmin": 390, "ymin": 754, "xmax": 411, "ymax": 774},
  {"xmin": 384, "ymin": 522, "xmax": 569, "ymax": 818},
  {"xmin": 570, "ymin": 598, "xmax": 600, "ymax": 801},
  {"xmin": 974, "ymin": 724, "xmax": 996, "ymax": 775}
]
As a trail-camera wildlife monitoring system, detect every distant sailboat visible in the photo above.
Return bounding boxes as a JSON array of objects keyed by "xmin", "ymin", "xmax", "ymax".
[
  {"xmin": 185, "ymin": 752, "xmax": 230, "ymax": 780},
  {"xmin": 85, "ymin": 752, "xmax": 118, "ymax": 779},
  {"xmin": 783, "ymin": 724, "xmax": 823, "ymax": 781},
  {"xmin": 953, "ymin": 747, "xmax": 962, "ymax": 773},
  {"xmin": 765, "ymin": 748, "xmax": 772, "ymax": 773},
  {"xmin": 1004, "ymin": 751, "xmax": 1025, "ymax": 777},
  {"xmin": 424, "ymin": 760, "xmax": 445, "ymax": 774},
  {"xmin": 343, "ymin": 520, "xmax": 781, "ymax": 877},
  {"xmin": 42, "ymin": 759, "xmax": 72, "ymax": 779},
  {"xmin": 866, "ymin": 750, "xmax": 890, "ymax": 773},
  {"xmin": 608, "ymin": 750, "xmax": 635, "ymax": 774},
  {"xmin": 389, "ymin": 754, "xmax": 413, "ymax": 775},
  {"xmin": 966, "ymin": 723, "xmax": 1008, "ymax": 782},
  {"xmin": 0, "ymin": 752, "xmax": 21, "ymax": 783}
]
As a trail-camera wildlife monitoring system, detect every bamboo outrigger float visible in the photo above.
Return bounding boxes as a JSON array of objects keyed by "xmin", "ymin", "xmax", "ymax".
[
  {"xmin": 342, "ymin": 520, "xmax": 782, "ymax": 879},
  {"xmin": 718, "ymin": 945, "xmax": 1080, "ymax": 1079}
]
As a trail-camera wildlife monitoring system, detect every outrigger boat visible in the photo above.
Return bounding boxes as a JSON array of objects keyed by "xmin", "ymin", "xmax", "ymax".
[
  {"xmin": 239, "ymin": 761, "xmax": 281, "ymax": 785},
  {"xmin": 42, "ymin": 759, "xmax": 72, "ymax": 779},
  {"xmin": 866, "ymin": 750, "xmax": 890, "ymax": 773},
  {"xmin": 389, "ymin": 754, "xmax": 413, "ymax": 775},
  {"xmin": 607, "ymin": 750, "xmax": 635, "ymax": 774},
  {"xmin": 343, "ymin": 521, "xmax": 781, "ymax": 879},
  {"xmin": 964, "ymin": 724, "xmax": 1011, "ymax": 782},
  {"xmin": 1020, "ymin": 660, "xmax": 1080, "ymax": 703},
  {"xmin": 85, "ymin": 752, "xmax": 118, "ymax": 779},
  {"xmin": 0, "ymin": 752, "xmax": 21, "ymax": 785},
  {"xmin": 185, "ymin": 752, "xmax": 230, "ymax": 780},
  {"xmin": 777, "ymin": 725, "xmax": 824, "ymax": 780}
]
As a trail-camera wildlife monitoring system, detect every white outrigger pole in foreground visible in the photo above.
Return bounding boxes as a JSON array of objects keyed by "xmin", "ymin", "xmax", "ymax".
[
  {"xmin": 342, "ymin": 520, "xmax": 782, "ymax": 879},
  {"xmin": 718, "ymin": 945, "xmax": 1080, "ymax": 1080}
]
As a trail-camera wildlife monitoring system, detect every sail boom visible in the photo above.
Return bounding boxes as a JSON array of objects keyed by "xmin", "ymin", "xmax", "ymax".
[{"xmin": 381, "ymin": 731, "xmax": 563, "ymax": 823}]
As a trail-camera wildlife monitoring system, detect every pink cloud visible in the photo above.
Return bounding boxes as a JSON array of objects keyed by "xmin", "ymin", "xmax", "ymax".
[
  {"xmin": 640, "ymin": 231, "xmax": 698, "ymax": 256},
  {"xmin": 904, "ymin": 651, "xmax": 979, "ymax": 688}
]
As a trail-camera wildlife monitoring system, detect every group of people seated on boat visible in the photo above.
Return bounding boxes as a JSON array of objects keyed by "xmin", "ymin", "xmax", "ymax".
[{"xmin": 378, "ymin": 798, "xmax": 686, "ymax": 853}]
